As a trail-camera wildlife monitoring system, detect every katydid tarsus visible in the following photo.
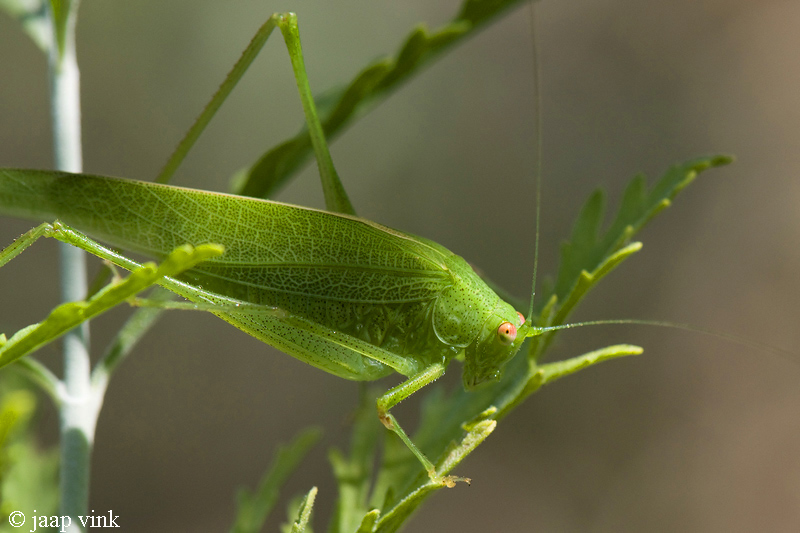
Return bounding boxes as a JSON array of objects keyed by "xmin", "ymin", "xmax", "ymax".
[{"xmin": 0, "ymin": 6, "xmax": 776, "ymax": 496}]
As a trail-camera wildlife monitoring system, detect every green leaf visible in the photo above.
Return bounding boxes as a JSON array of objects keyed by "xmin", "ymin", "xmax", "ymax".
[
  {"xmin": 47, "ymin": 0, "xmax": 74, "ymax": 58},
  {"xmin": 282, "ymin": 486, "xmax": 317, "ymax": 533},
  {"xmin": 536, "ymin": 344, "xmax": 643, "ymax": 387},
  {"xmin": 372, "ymin": 419, "xmax": 495, "ymax": 533},
  {"xmin": 0, "ymin": 387, "xmax": 36, "ymax": 460},
  {"xmin": 354, "ymin": 510, "xmax": 380, "ymax": 533},
  {"xmin": 233, "ymin": 0, "xmax": 527, "ymax": 199},
  {"xmin": 94, "ymin": 288, "xmax": 172, "ymax": 379},
  {"xmin": 230, "ymin": 428, "xmax": 321, "ymax": 533}
]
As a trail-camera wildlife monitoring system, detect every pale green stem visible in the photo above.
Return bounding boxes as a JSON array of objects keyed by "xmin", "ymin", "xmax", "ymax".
[{"xmin": 47, "ymin": 1, "xmax": 98, "ymax": 529}]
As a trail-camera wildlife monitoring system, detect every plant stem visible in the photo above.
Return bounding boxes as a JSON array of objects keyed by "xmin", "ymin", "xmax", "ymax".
[{"xmin": 47, "ymin": 0, "xmax": 96, "ymax": 528}]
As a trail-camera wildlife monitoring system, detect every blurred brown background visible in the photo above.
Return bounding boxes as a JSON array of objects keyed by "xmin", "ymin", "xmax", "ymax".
[{"xmin": 1, "ymin": 0, "xmax": 799, "ymax": 531}]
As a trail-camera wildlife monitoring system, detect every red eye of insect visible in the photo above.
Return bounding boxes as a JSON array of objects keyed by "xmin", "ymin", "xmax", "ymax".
[
  {"xmin": 516, "ymin": 311, "xmax": 525, "ymax": 326},
  {"xmin": 497, "ymin": 321, "xmax": 517, "ymax": 345}
]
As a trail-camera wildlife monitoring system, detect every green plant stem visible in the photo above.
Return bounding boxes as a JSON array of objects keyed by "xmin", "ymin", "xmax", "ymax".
[{"xmin": 47, "ymin": 0, "xmax": 96, "ymax": 527}]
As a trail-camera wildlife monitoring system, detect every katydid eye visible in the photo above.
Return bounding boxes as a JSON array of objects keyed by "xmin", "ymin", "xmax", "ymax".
[
  {"xmin": 516, "ymin": 311, "xmax": 525, "ymax": 326},
  {"xmin": 497, "ymin": 321, "xmax": 517, "ymax": 345}
]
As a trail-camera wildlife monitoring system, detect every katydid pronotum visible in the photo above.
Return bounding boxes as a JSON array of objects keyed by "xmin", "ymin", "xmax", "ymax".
[{"xmin": 0, "ymin": 3, "xmax": 788, "ymax": 498}]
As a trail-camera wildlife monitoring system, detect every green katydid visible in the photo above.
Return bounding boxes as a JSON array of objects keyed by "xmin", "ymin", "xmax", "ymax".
[
  {"xmin": 0, "ymin": 166, "xmax": 533, "ymax": 486},
  {"xmin": 0, "ymin": 8, "xmax": 735, "ymax": 492}
]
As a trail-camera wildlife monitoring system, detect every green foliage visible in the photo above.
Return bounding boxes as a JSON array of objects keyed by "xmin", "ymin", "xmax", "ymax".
[
  {"xmin": 0, "ymin": 377, "xmax": 58, "ymax": 533},
  {"xmin": 549, "ymin": 157, "xmax": 731, "ymax": 314},
  {"xmin": 46, "ymin": 0, "xmax": 74, "ymax": 57},
  {"xmin": 301, "ymin": 158, "xmax": 730, "ymax": 531},
  {"xmin": 328, "ymin": 395, "xmax": 381, "ymax": 533},
  {"xmin": 0, "ymin": 0, "xmax": 77, "ymax": 57},
  {"xmin": 282, "ymin": 487, "xmax": 317, "ymax": 533},
  {"xmin": 530, "ymin": 155, "xmax": 732, "ymax": 360},
  {"xmin": 231, "ymin": 429, "xmax": 321, "ymax": 533}
]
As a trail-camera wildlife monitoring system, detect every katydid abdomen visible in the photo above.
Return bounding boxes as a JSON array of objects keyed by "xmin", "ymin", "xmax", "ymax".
[{"xmin": 0, "ymin": 169, "xmax": 526, "ymax": 385}]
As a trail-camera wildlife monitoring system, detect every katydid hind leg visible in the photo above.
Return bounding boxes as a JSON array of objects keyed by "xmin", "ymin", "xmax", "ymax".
[
  {"xmin": 277, "ymin": 14, "xmax": 356, "ymax": 216},
  {"xmin": 154, "ymin": 12, "xmax": 354, "ymax": 215}
]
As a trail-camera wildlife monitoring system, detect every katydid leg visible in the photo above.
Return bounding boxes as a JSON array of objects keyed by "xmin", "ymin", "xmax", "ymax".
[
  {"xmin": 377, "ymin": 362, "xmax": 471, "ymax": 487},
  {"xmin": 155, "ymin": 13, "xmax": 354, "ymax": 216},
  {"xmin": 277, "ymin": 14, "xmax": 355, "ymax": 216},
  {"xmin": 0, "ymin": 222, "xmax": 51, "ymax": 268},
  {"xmin": 1, "ymin": 222, "xmax": 282, "ymax": 317}
]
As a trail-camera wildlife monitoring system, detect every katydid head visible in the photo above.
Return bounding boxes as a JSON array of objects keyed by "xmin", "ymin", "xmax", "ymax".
[{"xmin": 463, "ymin": 301, "xmax": 531, "ymax": 390}]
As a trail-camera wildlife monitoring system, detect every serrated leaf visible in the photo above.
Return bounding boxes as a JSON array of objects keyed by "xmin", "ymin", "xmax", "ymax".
[
  {"xmin": 539, "ymin": 156, "xmax": 732, "ymax": 326},
  {"xmin": 321, "ymin": 155, "xmax": 733, "ymax": 531}
]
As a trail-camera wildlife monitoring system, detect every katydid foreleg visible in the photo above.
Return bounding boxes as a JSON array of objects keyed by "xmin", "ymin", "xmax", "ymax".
[{"xmin": 375, "ymin": 363, "xmax": 456, "ymax": 485}]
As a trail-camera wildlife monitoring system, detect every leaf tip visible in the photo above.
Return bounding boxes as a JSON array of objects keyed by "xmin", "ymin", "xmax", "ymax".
[{"xmin": 710, "ymin": 154, "xmax": 735, "ymax": 167}]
